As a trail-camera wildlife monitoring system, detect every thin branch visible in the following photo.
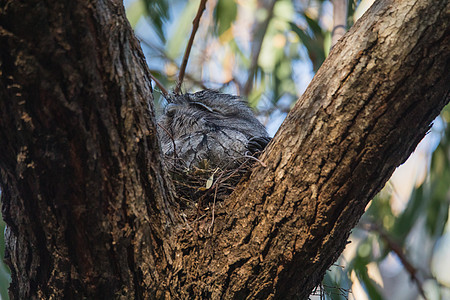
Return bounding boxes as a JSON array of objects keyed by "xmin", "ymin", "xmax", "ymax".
[
  {"xmin": 208, "ymin": 184, "xmax": 219, "ymax": 234},
  {"xmin": 149, "ymin": 72, "xmax": 169, "ymax": 96},
  {"xmin": 362, "ymin": 222, "xmax": 428, "ymax": 300},
  {"xmin": 242, "ymin": 153, "xmax": 267, "ymax": 168},
  {"xmin": 140, "ymin": 35, "xmax": 234, "ymax": 91},
  {"xmin": 174, "ymin": 0, "xmax": 208, "ymax": 94},
  {"xmin": 331, "ymin": 0, "xmax": 348, "ymax": 48},
  {"xmin": 242, "ymin": 0, "xmax": 277, "ymax": 98}
]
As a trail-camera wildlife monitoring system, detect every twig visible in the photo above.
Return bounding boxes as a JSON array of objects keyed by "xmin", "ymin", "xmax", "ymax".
[
  {"xmin": 212, "ymin": 158, "xmax": 250, "ymax": 185},
  {"xmin": 180, "ymin": 213, "xmax": 192, "ymax": 230},
  {"xmin": 208, "ymin": 184, "xmax": 218, "ymax": 234},
  {"xmin": 193, "ymin": 158, "xmax": 250, "ymax": 206},
  {"xmin": 321, "ymin": 284, "xmax": 351, "ymax": 297},
  {"xmin": 242, "ymin": 0, "xmax": 278, "ymax": 97},
  {"xmin": 362, "ymin": 222, "xmax": 428, "ymax": 300},
  {"xmin": 174, "ymin": 0, "xmax": 208, "ymax": 94},
  {"xmin": 139, "ymin": 35, "xmax": 228, "ymax": 91},
  {"xmin": 331, "ymin": 0, "xmax": 348, "ymax": 48},
  {"xmin": 149, "ymin": 72, "xmax": 168, "ymax": 96},
  {"xmin": 242, "ymin": 153, "xmax": 267, "ymax": 167}
]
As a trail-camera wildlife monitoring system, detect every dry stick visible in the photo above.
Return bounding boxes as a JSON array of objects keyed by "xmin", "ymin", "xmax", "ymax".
[
  {"xmin": 242, "ymin": 0, "xmax": 278, "ymax": 98},
  {"xmin": 195, "ymin": 158, "xmax": 249, "ymax": 207},
  {"xmin": 208, "ymin": 184, "xmax": 219, "ymax": 234},
  {"xmin": 320, "ymin": 284, "xmax": 350, "ymax": 298},
  {"xmin": 174, "ymin": 0, "xmax": 208, "ymax": 94},
  {"xmin": 242, "ymin": 153, "xmax": 267, "ymax": 168},
  {"xmin": 139, "ymin": 35, "xmax": 229, "ymax": 91},
  {"xmin": 149, "ymin": 72, "xmax": 169, "ymax": 96},
  {"xmin": 136, "ymin": 36, "xmax": 170, "ymax": 95},
  {"xmin": 212, "ymin": 158, "xmax": 250, "ymax": 185},
  {"xmin": 363, "ymin": 222, "xmax": 428, "ymax": 300},
  {"xmin": 331, "ymin": 0, "xmax": 348, "ymax": 48}
]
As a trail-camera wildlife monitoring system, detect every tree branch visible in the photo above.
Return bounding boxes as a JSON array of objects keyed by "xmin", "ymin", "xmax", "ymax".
[
  {"xmin": 0, "ymin": 0, "xmax": 449, "ymax": 299},
  {"xmin": 149, "ymin": 72, "xmax": 169, "ymax": 96},
  {"xmin": 362, "ymin": 221, "xmax": 428, "ymax": 300},
  {"xmin": 0, "ymin": 0, "xmax": 177, "ymax": 298},
  {"xmin": 174, "ymin": 0, "xmax": 208, "ymax": 94},
  {"xmin": 167, "ymin": 0, "xmax": 450, "ymax": 298}
]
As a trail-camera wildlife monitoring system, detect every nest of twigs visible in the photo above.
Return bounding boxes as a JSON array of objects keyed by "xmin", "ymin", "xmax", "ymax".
[{"xmin": 164, "ymin": 155, "xmax": 262, "ymax": 226}]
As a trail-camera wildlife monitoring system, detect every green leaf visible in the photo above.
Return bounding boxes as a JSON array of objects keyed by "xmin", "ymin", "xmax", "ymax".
[
  {"xmin": 273, "ymin": 0, "xmax": 294, "ymax": 22},
  {"xmin": 392, "ymin": 184, "xmax": 425, "ymax": 240},
  {"xmin": 304, "ymin": 13, "xmax": 323, "ymax": 38},
  {"xmin": 142, "ymin": 0, "xmax": 170, "ymax": 42},
  {"xmin": 289, "ymin": 22, "xmax": 325, "ymax": 72},
  {"xmin": 126, "ymin": 0, "xmax": 146, "ymax": 28},
  {"xmin": 355, "ymin": 266, "xmax": 383, "ymax": 300},
  {"xmin": 426, "ymin": 128, "xmax": 450, "ymax": 236},
  {"xmin": 166, "ymin": 0, "xmax": 200, "ymax": 60},
  {"xmin": 214, "ymin": 0, "xmax": 237, "ymax": 36},
  {"xmin": 346, "ymin": 0, "xmax": 358, "ymax": 28}
]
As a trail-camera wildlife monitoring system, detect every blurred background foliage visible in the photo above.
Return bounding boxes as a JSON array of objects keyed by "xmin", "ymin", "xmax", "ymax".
[{"xmin": 0, "ymin": 0, "xmax": 448, "ymax": 299}]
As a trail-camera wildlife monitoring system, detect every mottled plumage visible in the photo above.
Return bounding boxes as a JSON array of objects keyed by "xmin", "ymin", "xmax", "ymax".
[{"xmin": 157, "ymin": 90, "xmax": 270, "ymax": 170}]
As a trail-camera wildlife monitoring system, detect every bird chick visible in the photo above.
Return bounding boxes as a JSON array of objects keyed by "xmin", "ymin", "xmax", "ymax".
[{"xmin": 157, "ymin": 90, "xmax": 270, "ymax": 170}]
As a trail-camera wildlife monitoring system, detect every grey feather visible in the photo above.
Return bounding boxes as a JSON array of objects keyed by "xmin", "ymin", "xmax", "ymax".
[{"xmin": 157, "ymin": 90, "xmax": 270, "ymax": 170}]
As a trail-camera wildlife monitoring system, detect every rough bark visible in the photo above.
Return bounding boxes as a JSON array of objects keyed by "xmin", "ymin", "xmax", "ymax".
[
  {"xmin": 0, "ymin": 0, "xmax": 176, "ymax": 298},
  {"xmin": 166, "ymin": 0, "xmax": 450, "ymax": 299},
  {"xmin": 0, "ymin": 0, "xmax": 448, "ymax": 300}
]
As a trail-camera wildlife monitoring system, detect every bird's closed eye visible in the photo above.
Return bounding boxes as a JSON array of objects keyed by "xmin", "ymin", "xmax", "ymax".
[
  {"xmin": 191, "ymin": 101, "xmax": 215, "ymax": 113},
  {"xmin": 164, "ymin": 103, "xmax": 178, "ymax": 116}
]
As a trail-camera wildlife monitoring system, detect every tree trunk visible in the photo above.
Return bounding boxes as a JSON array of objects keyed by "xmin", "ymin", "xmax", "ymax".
[
  {"xmin": 0, "ymin": 1, "xmax": 176, "ymax": 298},
  {"xmin": 0, "ymin": 0, "xmax": 449, "ymax": 299}
]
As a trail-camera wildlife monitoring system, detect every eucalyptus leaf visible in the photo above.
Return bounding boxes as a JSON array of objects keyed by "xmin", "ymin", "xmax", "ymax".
[
  {"xmin": 206, "ymin": 173, "xmax": 214, "ymax": 189},
  {"xmin": 142, "ymin": 0, "xmax": 170, "ymax": 42},
  {"xmin": 214, "ymin": 0, "xmax": 237, "ymax": 36},
  {"xmin": 126, "ymin": 0, "xmax": 146, "ymax": 28}
]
